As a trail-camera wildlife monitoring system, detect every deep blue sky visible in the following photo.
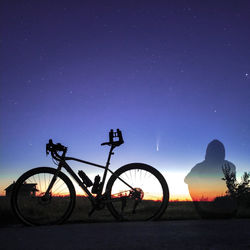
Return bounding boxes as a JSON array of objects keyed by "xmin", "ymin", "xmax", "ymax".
[{"xmin": 1, "ymin": 1, "xmax": 250, "ymax": 198}]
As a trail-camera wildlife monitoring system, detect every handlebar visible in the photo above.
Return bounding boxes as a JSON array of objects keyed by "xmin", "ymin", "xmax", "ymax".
[
  {"xmin": 101, "ymin": 129, "xmax": 124, "ymax": 147},
  {"xmin": 46, "ymin": 139, "xmax": 67, "ymax": 160},
  {"xmin": 46, "ymin": 129, "xmax": 123, "ymax": 161}
]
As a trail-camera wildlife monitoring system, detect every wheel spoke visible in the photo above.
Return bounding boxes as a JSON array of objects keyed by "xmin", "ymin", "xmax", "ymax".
[
  {"xmin": 12, "ymin": 167, "xmax": 75, "ymax": 225},
  {"xmin": 106, "ymin": 164, "xmax": 169, "ymax": 221}
]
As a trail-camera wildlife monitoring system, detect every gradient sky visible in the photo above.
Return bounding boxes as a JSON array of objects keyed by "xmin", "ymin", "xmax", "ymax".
[{"xmin": 1, "ymin": 1, "xmax": 250, "ymax": 199}]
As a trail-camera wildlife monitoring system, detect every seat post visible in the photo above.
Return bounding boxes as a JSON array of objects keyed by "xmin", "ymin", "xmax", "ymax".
[
  {"xmin": 105, "ymin": 145, "xmax": 115, "ymax": 169},
  {"xmin": 99, "ymin": 145, "xmax": 115, "ymax": 194}
]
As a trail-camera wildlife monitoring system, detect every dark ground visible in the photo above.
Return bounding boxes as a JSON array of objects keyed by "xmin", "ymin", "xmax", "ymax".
[{"xmin": 0, "ymin": 219, "xmax": 250, "ymax": 250}]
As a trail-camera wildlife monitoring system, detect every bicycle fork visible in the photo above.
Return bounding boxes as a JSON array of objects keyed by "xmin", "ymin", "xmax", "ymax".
[{"xmin": 43, "ymin": 163, "xmax": 63, "ymax": 198}]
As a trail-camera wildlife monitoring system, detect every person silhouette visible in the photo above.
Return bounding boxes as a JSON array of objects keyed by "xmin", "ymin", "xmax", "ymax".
[{"xmin": 185, "ymin": 139, "xmax": 237, "ymax": 218}]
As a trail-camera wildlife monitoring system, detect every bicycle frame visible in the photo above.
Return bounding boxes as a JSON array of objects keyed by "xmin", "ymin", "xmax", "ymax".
[{"xmin": 48, "ymin": 145, "xmax": 134, "ymax": 205}]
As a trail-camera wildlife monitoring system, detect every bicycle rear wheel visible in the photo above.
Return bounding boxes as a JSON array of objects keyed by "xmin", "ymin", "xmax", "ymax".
[
  {"xmin": 11, "ymin": 167, "xmax": 76, "ymax": 226},
  {"xmin": 106, "ymin": 163, "xmax": 169, "ymax": 221}
]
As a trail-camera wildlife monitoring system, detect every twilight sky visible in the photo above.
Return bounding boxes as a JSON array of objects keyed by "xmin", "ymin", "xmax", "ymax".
[{"xmin": 1, "ymin": 0, "xmax": 250, "ymax": 199}]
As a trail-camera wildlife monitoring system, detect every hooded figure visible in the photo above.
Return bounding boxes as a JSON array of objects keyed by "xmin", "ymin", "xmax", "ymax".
[{"xmin": 185, "ymin": 140, "xmax": 236, "ymax": 201}]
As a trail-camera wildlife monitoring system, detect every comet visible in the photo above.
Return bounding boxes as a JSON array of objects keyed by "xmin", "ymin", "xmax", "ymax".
[{"xmin": 156, "ymin": 138, "xmax": 160, "ymax": 152}]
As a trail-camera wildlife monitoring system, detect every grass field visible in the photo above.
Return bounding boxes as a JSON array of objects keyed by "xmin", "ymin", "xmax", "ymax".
[{"xmin": 0, "ymin": 196, "xmax": 249, "ymax": 226}]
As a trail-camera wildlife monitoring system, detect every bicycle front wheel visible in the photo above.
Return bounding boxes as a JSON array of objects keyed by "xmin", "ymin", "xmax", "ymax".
[
  {"xmin": 11, "ymin": 167, "xmax": 76, "ymax": 226},
  {"xmin": 106, "ymin": 163, "xmax": 169, "ymax": 221}
]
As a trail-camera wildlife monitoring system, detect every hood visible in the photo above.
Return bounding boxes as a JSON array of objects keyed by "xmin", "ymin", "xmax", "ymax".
[{"xmin": 205, "ymin": 139, "xmax": 225, "ymax": 162}]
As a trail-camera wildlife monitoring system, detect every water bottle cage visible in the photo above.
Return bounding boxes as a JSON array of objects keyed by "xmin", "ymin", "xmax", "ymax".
[{"xmin": 92, "ymin": 175, "xmax": 101, "ymax": 194}]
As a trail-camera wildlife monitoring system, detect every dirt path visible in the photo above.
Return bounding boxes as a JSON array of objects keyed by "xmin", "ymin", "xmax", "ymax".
[{"xmin": 0, "ymin": 219, "xmax": 250, "ymax": 250}]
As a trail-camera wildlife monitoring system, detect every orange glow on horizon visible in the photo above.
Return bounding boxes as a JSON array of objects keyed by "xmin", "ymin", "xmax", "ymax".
[
  {"xmin": 186, "ymin": 180, "xmax": 228, "ymax": 202},
  {"xmin": 74, "ymin": 193, "xmax": 193, "ymax": 202},
  {"xmin": 0, "ymin": 170, "xmax": 229, "ymax": 202},
  {"xmin": 0, "ymin": 191, "xmax": 221, "ymax": 202}
]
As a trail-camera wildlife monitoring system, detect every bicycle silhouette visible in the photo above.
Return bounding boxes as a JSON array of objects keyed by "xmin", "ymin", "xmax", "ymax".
[{"xmin": 11, "ymin": 129, "xmax": 169, "ymax": 225}]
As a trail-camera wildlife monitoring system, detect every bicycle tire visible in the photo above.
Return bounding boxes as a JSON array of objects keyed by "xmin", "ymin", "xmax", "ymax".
[
  {"xmin": 106, "ymin": 163, "xmax": 169, "ymax": 221},
  {"xmin": 11, "ymin": 167, "xmax": 76, "ymax": 226}
]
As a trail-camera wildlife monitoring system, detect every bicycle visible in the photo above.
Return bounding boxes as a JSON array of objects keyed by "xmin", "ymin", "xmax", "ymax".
[{"xmin": 11, "ymin": 129, "xmax": 169, "ymax": 226}]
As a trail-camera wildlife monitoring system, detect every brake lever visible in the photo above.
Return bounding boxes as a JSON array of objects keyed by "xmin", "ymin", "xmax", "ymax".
[
  {"xmin": 46, "ymin": 143, "xmax": 49, "ymax": 156},
  {"xmin": 46, "ymin": 139, "xmax": 53, "ymax": 156}
]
